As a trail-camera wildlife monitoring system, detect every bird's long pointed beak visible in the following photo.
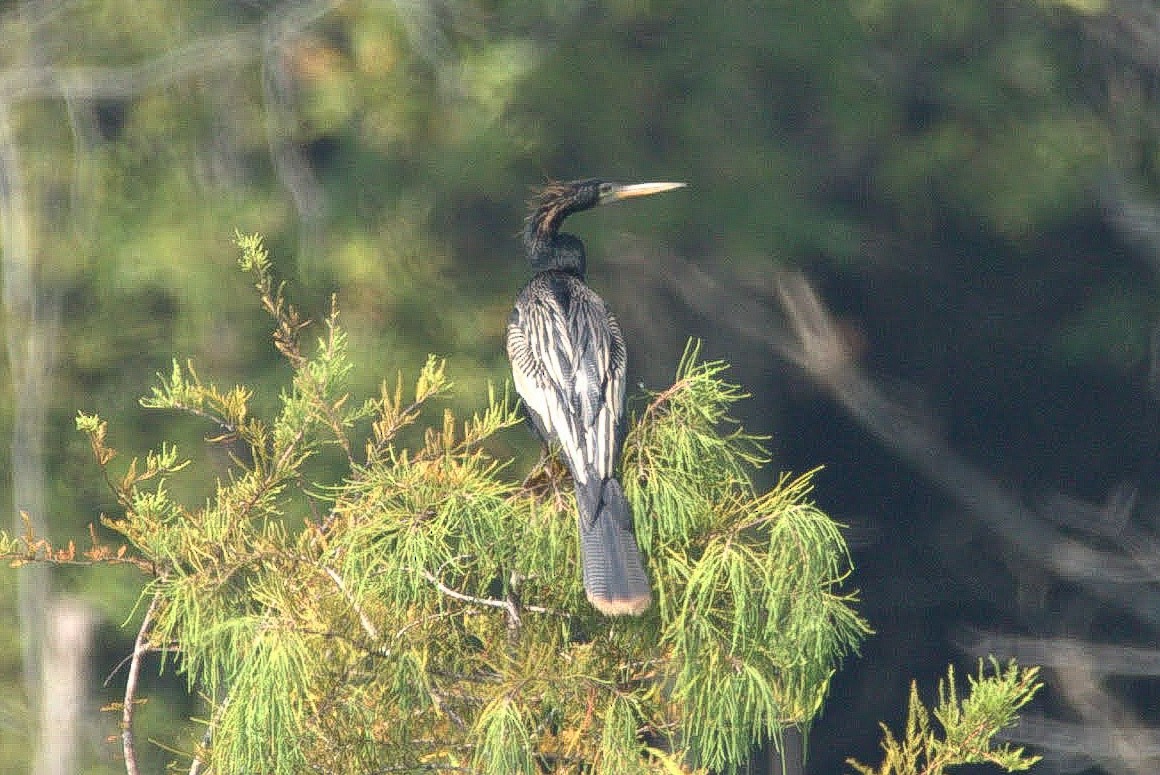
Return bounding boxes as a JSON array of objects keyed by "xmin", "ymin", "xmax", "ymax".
[{"xmin": 600, "ymin": 181, "xmax": 687, "ymax": 205}]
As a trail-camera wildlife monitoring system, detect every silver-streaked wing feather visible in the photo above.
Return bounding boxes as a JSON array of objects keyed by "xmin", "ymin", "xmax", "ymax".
[
  {"xmin": 569, "ymin": 301, "xmax": 624, "ymax": 480},
  {"xmin": 506, "ymin": 273, "xmax": 626, "ymax": 484},
  {"xmin": 600, "ymin": 312, "xmax": 627, "ymax": 476},
  {"xmin": 506, "ymin": 300, "xmax": 585, "ymax": 482}
]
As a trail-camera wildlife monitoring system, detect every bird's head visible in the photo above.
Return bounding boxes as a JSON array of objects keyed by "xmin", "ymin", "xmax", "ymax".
[{"xmin": 523, "ymin": 178, "xmax": 685, "ymax": 274}]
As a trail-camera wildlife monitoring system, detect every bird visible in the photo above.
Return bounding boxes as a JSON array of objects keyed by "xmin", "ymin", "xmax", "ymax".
[{"xmin": 505, "ymin": 178, "xmax": 685, "ymax": 616}]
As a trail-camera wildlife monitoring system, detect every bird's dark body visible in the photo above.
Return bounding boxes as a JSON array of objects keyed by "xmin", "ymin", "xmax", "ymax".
[{"xmin": 505, "ymin": 178, "xmax": 681, "ymax": 616}]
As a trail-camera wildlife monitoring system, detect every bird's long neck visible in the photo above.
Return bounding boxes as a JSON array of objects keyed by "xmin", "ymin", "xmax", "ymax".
[
  {"xmin": 526, "ymin": 232, "xmax": 586, "ymax": 277},
  {"xmin": 523, "ymin": 181, "xmax": 601, "ymax": 276},
  {"xmin": 525, "ymin": 205, "xmax": 588, "ymax": 277}
]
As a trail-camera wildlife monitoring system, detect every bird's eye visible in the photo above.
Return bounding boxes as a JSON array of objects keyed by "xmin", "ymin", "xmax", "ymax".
[{"xmin": 598, "ymin": 182, "xmax": 614, "ymax": 195}]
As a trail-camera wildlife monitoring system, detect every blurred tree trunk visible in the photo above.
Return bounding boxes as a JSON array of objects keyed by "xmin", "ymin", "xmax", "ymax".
[
  {"xmin": 32, "ymin": 599, "xmax": 95, "ymax": 775},
  {"xmin": 0, "ymin": 94, "xmax": 56, "ymax": 769}
]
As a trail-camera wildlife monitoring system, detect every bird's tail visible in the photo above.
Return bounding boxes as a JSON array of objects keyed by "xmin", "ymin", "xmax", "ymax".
[{"xmin": 575, "ymin": 476, "xmax": 651, "ymax": 616}]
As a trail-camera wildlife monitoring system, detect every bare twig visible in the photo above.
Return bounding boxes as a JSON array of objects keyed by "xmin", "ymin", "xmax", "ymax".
[
  {"xmin": 421, "ymin": 569, "xmax": 514, "ymax": 613},
  {"xmin": 258, "ymin": 2, "xmax": 349, "ymax": 262},
  {"xmin": 505, "ymin": 571, "xmax": 523, "ymax": 643},
  {"xmin": 122, "ymin": 592, "xmax": 161, "ymax": 775},
  {"xmin": 419, "ymin": 569, "xmax": 566, "ymax": 621},
  {"xmin": 324, "ymin": 566, "xmax": 379, "ymax": 641},
  {"xmin": 967, "ymin": 632, "xmax": 1160, "ymax": 676},
  {"xmin": 0, "ymin": 31, "xmax": 260, "ymax": 102},
  {"xmin": 772, "ymin": 273, "xmax": 1160, "ymax": 622},
  {"xmin": 0, "ymin": 1, "xmax": 350, "ymax": 104}
]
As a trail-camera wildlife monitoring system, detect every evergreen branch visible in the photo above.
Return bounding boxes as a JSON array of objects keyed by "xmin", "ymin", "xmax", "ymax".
[
  {"xmin": 365, "ymin": 357, "xmax": 453, "ymax": 464},
  {"xmin": 847, "ymin": 659, "xmax": 1042, "ymax": 775},
  {"xmin": 0, "ymin": 518, "xmax": 153, "ymax": 572},
  {"xmin": 636, "ymin": 339, "xmax": 754, "ymax": 433},
  {"xmin": 76, "ymin": 411, "xmax": 118, "ymax": 479},
  {"xmin": 138, "ymin": 361, "xmax": 248, "ymax": 442},
  {"xmin": 638, "ymin": 339, "xmax": 724, "ymax": 424},
  {"xmin": 238, "ymin": 233, "xmax": 311, "ymax": 369},
  {"xmin": 637, "ymin": 370, "xmax": 699, "ymax": 427},
  {"xmin": 367, "ymin": 395, "xmax": 426, "ymax": 459},
  {"xmin": 309, "ymin": 298, "xmax": 357, "ymax": 464},
  {"xmin": 152, "ymin": 398, "xmax": 240, "ymax": 440}
]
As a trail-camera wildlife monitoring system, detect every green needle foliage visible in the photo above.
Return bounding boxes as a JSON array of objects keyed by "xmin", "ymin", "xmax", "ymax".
[
  {"xmin": 71, "ymin": 234, "xmax": 871, "ymax": 774},
  {"xmin": 4, "ymin": 235, "xmax": 1043, "ymax": 775},
  {"xmin": 848, "ymin": 659, "xmax": 1043, "ymax": 775}
]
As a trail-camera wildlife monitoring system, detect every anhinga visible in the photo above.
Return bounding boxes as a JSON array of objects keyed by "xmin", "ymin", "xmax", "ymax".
[{"xmin": 506, "ymin": 178, "xmax": 685, "ymax": 616}]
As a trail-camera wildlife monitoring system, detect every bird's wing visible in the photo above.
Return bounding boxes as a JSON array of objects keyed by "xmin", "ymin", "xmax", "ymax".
[
  {"xmin": 506, "ymin": 276, "xmax": 627, "ymax": 482},
  {"xmin": 567, "ymin": 297, "xmax": 625, "ymax": 480},
  {"xmin": 506, "ymin": 282, "xmax": 588, "ymax": 482}
]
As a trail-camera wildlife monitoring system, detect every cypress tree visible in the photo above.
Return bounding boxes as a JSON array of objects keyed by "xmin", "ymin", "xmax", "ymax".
[{"xmin": 5, "ymin": 236, "xmax": 1040, "ymax": 775}]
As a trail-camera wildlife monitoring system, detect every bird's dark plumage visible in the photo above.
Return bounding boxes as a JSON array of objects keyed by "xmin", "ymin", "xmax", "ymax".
[{"xmin": 505, "ymin": 178, "xmax": 684, "ymax": 615}]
